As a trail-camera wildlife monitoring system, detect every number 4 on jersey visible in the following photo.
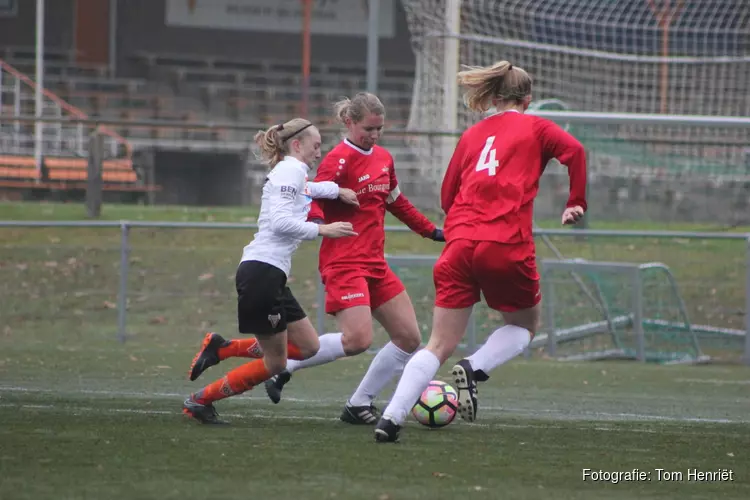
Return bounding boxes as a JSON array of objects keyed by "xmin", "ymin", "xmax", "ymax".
[{"xmin": 475, "ymin": 136, "xmax": 499, "ymax": 176}]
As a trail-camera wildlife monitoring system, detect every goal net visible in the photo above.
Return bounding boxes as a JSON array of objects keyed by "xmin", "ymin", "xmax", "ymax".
[
  {"xmin": 401, "ymin": 0, "xmax": 750, "ymax": 215},
  {"xmin": 539, "ymin": 259, "xmax": 705, "ymax": 363}
]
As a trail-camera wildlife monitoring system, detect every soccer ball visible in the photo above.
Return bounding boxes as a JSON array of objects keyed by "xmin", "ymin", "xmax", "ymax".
[{"xmin": 411, "ymin": 380, "xmax": 458, "ymax": 428}]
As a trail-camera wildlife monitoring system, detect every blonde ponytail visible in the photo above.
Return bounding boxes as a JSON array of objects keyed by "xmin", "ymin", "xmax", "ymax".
[
  {"xmin": 253, "ymin": 118, "xmax": 314, "ymax": 166},
  {"xmin": 333, "ymin": 97, "xmax": 352, "ymax": 124},
  {"xmin": 333, "ymin": 92, "xmax": 385, "ymax": 125},
  {"xmin": 253, "ymin": 124, "xmax": 284, "ymax": 166},
  {"xmin": 457, "ymin": 60, "xmax": 532, "ymax": 112}
]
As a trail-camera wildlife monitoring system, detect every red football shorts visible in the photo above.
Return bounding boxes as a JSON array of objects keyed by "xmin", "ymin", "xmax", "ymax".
[
  {"xmin": 321, "ymin": 265, "xmax": 406, "ymax": 315},
  {"xmin": 434, "ymin": 239, "xmax": 540, "ymax": 312}
]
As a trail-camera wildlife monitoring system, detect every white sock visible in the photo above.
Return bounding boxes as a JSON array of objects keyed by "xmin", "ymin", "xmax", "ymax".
[
  {"xmin": 348, "ymin": 342, "xmax": 412, "ymax": 407},
  {"xmin": 382, "ymin": 349, "xmax": 441, "ymax": 425},
  {"xmin": 467, "ymin": 325, "xmax": 531, "ymax": 374},
  {"xmin": 286, "ymin": 333, "xmax": 345, "ymax": 373}
]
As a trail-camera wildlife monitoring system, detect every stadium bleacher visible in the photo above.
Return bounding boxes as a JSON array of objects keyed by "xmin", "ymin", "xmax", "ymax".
[
  {"xmin": 0, "ymin": 41, "xmax": 426, "ymax": 203},
  {"xmin": 3, "ymin": 42, "xmax": 417, "ymax": 131},
  {"xmin": 0, "ymin": 54, "xmax": 159, "ymax": 199},
  {"xmin": 129, "ymin": 51, "xmax": 415, "ymax": 127}
]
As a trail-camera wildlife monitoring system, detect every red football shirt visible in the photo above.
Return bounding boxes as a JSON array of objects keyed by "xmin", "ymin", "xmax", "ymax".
[
  {"xmin": 309, "ymin": 139, "xmax": 436, "ymax": 271},
  {"xmin": 441, "ymin": 111, "xmax": 587, "ymax": 244}
]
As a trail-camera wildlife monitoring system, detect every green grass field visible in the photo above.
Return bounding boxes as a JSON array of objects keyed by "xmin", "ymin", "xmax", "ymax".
[
  {"xmin": 1, "ymin": 351, "xmax": 749, "ymax": 499},
  {"xmin": 1, "ymin": 202, "xmax": 749, "ymax": 499}
]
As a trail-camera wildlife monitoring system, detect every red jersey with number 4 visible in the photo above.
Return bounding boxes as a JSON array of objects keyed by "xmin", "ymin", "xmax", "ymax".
[
  {"xmin": 308, "ymin": 139, "xmax": 436, "ymax": 271},
  {"xmin": 441, "ymin": 111, "xmax": 587, "ymax": 244}
]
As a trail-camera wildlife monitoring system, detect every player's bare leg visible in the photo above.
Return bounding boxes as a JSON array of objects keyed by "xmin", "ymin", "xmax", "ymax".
[
  {"xmin": 372, "ymin": 291, "xmax": 421, "ymax": 353},
  {"xmin": 346, "ymin": 292, "xmax": 420, "ymax": 425},
  {"xmin": 285, "ymin": 317, "xmax": 321, "ymax": 360},
  {"xmin": 184, "ymin": 331, "xmax": 291, "ymax": 424},
  {"xmin": 376, "ymin": 306, "xmax": 471, "ymax": 442},
  {"xmin": 500, "ymin": 304, "xmax": 541, "ymax": 335},
  {"xmin": 336, "ymin": 305, "xmax": 375, "ymax": 354}
]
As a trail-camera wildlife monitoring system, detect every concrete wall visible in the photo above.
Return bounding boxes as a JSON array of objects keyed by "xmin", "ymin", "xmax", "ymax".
[{"xmin": 153, "ymin": 150, "xmax": 247, "ymax": 206}]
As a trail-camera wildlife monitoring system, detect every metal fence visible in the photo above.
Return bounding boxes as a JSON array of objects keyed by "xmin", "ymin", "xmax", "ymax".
[{"xmin": 1, "ymin": 221, "xmax": 748, "ymax": 364}]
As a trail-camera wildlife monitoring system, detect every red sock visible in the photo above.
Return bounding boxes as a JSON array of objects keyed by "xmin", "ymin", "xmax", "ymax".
[
  {"xmin": 193, "ymin": 359, "xmax": 271, "ymax": 405},
  {"xmin": 218, "ymin": 338, "xmax": 262, "ymax": 360}
]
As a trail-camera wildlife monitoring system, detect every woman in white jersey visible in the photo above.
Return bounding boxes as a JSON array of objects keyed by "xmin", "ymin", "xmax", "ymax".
[{"xmin": 183, "ymin": 118, "xmax": 358, "ymax": 424}]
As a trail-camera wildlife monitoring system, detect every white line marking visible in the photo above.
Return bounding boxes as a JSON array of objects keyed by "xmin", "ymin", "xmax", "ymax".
[
  {"xmin": 496, "ymin": 406, "xmax": 745, "ymax": 424},
  {"xmin": 0, "ymin": 403, "xmax": 334, "ymax": 421},
  {"xmin": 0, "ymin": 386, "xmax": 320, "ymax": 403},
  {"xmin": 0, "ymin": 403, "xmax": 743, "ymax": 438},
  {"xmin": 675, "ymin": 378, "xmax": 750, "ymax": 385},
  {"xmin": 0, "ymin": 386, "xmax": 183, "ymax": 397},
  {"xmin": 1, "ymin": 385, "xmax": 748, "ymax": 425}
]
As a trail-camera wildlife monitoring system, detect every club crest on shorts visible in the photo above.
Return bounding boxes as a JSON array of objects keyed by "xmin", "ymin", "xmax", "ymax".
[{"xmin": 267, "ymin": 313, "xmax": 281, "ymax": 328}]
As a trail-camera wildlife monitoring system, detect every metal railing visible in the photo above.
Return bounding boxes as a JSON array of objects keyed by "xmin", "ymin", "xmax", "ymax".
[
  {"xmin": 2, "ymin": 111, "xmax": 750, "ymax": 131},
  {"xmin": 1, "ymin": 220, "xmax": 747, "ymax": 364},
  {"xmin": 0, "ymin": 59, "xmax": 132, "ymax": 160}
]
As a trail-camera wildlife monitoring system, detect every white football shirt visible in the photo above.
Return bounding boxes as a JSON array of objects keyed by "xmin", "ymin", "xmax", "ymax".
[{"xmin": 241, "ymin": 156, "xmax": 339, "ymax": 276}]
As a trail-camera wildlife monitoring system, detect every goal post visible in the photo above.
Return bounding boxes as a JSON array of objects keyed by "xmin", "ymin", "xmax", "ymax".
[
  {"xmin": 540, "ymin": 258, "xmax": 706, "ymax": 364},
  {"xmin": 441, "ymin": 0, "xmax": 460, "ymax": 181}
]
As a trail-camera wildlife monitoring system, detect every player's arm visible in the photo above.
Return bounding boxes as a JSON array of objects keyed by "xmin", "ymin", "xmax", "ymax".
[
  {"xmin": 385, "ymin": 162, "xmax": 442, "ymax": 241},
  {"xmin": 307, "ymin": 180, "xmax": 339, "ymax": 199},
  {"xmin": 536, "ymin": 119, "xmax": 588, "ymax": 212},
  {"xmin": 440, "ymin": 135, "xmax": 467, "ymax": 215},
  {"xmin": 268, "ymin": 165, "xmax": 320, "ymax": 240},
  {"xmin": 307, "ymin": 154, "xmax": 342, "ymax": 223},
  {"xmin": 309, "ymin": 180, "xmax": 359, "ymax": 208}
]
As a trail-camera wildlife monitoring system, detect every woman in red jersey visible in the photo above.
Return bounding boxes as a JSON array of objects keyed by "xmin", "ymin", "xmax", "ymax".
[
  {"xmin": 264, "ymin": 92, "xmax": 445, "ymax": 424},
  {"xmin": 375, "ymin": 61, "xmax": 587, "ymax": 442}
]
